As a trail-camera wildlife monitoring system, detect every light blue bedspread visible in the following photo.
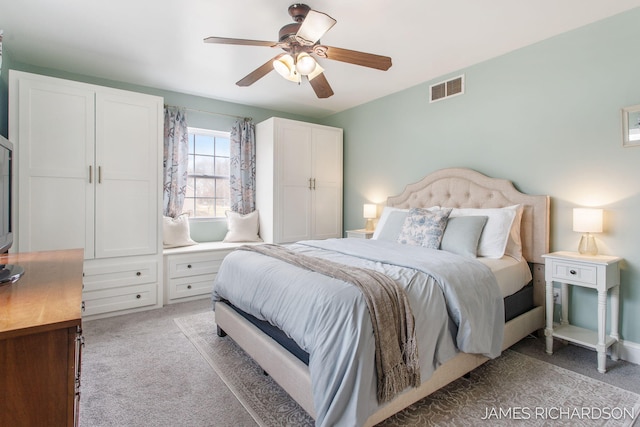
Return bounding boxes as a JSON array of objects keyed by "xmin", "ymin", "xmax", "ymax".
[{"xmin": 212, "ymin": 238, "xmax": 504, "ymax": 427}]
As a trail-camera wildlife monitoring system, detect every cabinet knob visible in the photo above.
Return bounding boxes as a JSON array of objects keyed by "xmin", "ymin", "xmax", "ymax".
[
  {"xmin": 569, "ymin": 269, "xmax": 577, "ymax": 275},
  {"xmin": 81, "ymin": 301, "xmax": 85, "ymax": 312},
  {"xmin": 187, "ymin": 285, "xmax": 192, "ymax": 289},
  {"xmin": 136, "ymin": 294, "xmax": 141, "ymax": 299},
  {"xmin": 187, "ymin": 264, "xmax": 192, "ymax": 269},
  {"xmin": 136, "ymin": 271, "xmax": 141, "ymax": 276}
]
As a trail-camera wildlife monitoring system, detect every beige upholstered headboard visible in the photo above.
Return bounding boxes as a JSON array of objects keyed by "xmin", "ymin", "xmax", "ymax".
[{"xmin": 386, "ymin": 168, "xmax": 550, "ymax": 264}]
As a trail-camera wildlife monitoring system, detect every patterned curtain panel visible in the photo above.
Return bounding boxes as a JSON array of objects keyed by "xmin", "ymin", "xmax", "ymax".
[
  {"xmin": 229, "ymin": 118, "xmax": 256, "ymax": 214},
  {"xmin": 163, "ymin": 106, "xmax": 189, "ymax": 218}
]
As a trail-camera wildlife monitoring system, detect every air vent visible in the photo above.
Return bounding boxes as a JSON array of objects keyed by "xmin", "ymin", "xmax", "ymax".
[{"xmin": 429, "ymin": 75, "xmax": 464, "ymax": 103}]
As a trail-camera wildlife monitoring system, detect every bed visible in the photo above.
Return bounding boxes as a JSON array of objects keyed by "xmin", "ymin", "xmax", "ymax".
[{"xmin": 212, "ymin": 167, "xmax": 550, "ymax": 426}]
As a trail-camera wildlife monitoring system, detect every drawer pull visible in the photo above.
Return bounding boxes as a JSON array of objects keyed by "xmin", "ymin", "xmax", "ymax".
[
  {"xmin": 187, "ymin": 264, "xmax": 192, "ymax": 268},
  {"xmin": 136, "ymin": 294, "xmax": 141, "ymax": 299},
  {"xmin": 569, "ymin": 269, "xmax": 577, "ymax": 275},
  {"xmin": 187, "ymin": 285, "xmax": 192, "ymax": 289},
  {"xmin": 136, "ymin": 271, "xmax": 141, "ymax": 276}
]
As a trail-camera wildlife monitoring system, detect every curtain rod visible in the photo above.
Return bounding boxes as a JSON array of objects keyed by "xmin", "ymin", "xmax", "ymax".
[{"xmin": 166, "ymin": 104, "xmax": 252, "ymax": 121}]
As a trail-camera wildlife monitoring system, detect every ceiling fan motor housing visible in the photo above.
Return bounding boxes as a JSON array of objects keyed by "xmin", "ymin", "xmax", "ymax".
[
  {"xmin": 288, "ymin": 4, "xmax": 311, "ymax": 22},
  {"xmin": 279, "ymin": 23, "xmax": 302, "ymax": 42}
]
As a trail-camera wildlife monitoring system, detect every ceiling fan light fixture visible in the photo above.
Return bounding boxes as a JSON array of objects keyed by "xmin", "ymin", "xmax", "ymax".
[
  {"xmin": 273, "ymin": 54, "xmax": 300, "ymax": 83},
  {"xmin": 295, "ymin": 53, "xmax": 317, "ymax": 75}
]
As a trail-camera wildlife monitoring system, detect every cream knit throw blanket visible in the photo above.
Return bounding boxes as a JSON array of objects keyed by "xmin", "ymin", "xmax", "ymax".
[{"xmin": 238, "ymin": 244, "xmax": 420, "ymax": 403}]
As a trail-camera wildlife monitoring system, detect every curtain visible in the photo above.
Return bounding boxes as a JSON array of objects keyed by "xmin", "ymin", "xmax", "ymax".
[
  {"xmin": 229, "ymin": 118, "xmax": 256, "ymax": 214},
  {"xmin": 163, "ymin": 106, "xmax": 189, "ymax": 218}
]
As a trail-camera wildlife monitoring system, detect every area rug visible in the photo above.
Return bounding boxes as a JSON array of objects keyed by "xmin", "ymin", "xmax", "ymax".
[{"xmin": 175, "ymin": 311, "xmax": 640, "ymax": 427}]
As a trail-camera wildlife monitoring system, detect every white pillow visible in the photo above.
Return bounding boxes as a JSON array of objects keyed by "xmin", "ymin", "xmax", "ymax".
[
  {"xmin": 449, "ymin": 205, "xmax": 519, "ymax": 258},
  {"xmin": 504, "ymin": 204, "xmax": 524, "ymax": 261},
  {"xmin": 372, "ymin": 206, "xmax": 440, "ymax": 241},
  {"xmin": 163, "ymin": 215, "xmax": 197, "ymax": 248},
  {"xmin": 223, "ymin": 210, "xmax": 263, "ymax": 243}
]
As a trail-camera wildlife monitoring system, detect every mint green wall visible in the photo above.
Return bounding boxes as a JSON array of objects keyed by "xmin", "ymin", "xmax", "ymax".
[
  {"xmin": 322, "ymin": 8, "xmax": 640, "ymax": 344},
  {"xmin": 2, "ymin": 61, "xmax": 319, "ymax": 241}
]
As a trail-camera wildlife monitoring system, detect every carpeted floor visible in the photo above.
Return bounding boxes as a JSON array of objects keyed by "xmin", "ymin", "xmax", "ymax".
[
  {"xmin": 80, "ymin": 299, "xmax": 640, "ymax": 427},
  {"xmin": 175, "ymin": 310, "xmax": 640, "ymax": 427}
]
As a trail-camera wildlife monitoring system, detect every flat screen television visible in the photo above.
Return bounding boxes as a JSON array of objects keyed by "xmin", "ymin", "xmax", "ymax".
[{"xmin": 0, "ymin": 135, "xmax": 24, "ymax": 284}]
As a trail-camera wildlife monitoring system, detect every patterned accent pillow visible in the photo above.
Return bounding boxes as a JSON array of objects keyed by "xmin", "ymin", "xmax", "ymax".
[{"xmin": 397, "ymin": 208, "xmax": 453, "ymax": 248}]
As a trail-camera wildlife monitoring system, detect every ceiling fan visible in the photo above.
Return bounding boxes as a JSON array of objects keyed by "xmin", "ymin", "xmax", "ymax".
[{"xmin": 204, "ymin": 3, "xmax": 392, "ymax": 99}]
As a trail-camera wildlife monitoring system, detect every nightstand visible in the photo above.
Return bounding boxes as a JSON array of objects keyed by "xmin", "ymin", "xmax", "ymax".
[
  {"xmin": 346, "ymin": 229, "xmax": 374, "ymax": 239},
  {"xmin": 542, "ymin": 251, "xmax": 622, "ymax": 373}
]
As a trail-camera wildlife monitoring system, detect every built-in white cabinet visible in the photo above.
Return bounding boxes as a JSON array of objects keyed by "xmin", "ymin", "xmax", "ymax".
[
  {"xmin": 9, "ymin": 70, "xmax": 163, "ymax": 317},
  {"xmin": 162, "ymin": 242, "xmax": 255, "ymax": 304},
  {"xmin": 256, "ymin": 117, "xmax": 343, "ymax": 243}
]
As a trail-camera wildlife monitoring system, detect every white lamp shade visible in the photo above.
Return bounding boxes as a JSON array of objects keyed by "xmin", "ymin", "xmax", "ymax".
[
  {"xmin": 573, "ymin": 208, "xmax": 603, "ymax": 233},
  {"xmin": 363, "ymin": 204, "xmax": 377, "ymax": 219}
]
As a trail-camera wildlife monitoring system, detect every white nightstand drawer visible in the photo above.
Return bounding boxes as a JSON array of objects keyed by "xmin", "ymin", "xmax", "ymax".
[{"xmin": 551, "ymin": 260, "xmax": 597, "ymax": 285}]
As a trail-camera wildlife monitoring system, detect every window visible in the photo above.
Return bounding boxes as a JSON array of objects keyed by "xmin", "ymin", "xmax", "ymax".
[{"xmin": 183, "ymin": 127, "xmax": 230, "ymax": 218}]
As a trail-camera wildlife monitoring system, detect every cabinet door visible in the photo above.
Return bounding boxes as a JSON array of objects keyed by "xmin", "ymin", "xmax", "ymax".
[
  {"xmin": 16, "ymin": 78, "xmax": 95, "ymax": 257},
  {"xmin": 277, "ymin": 123, "xmax": 313, "ymax": 243},
  {"xmin": 311, "ymin": 127, "xmax": 343, "ymax": 240},
  {"xmin": 95, "ymin": 91, "xmax": 160, "ymax": 258}
]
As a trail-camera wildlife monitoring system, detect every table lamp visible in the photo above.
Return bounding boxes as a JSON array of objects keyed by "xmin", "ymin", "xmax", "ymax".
[
  {"xmin": 573, "ymin": 208, "xmax": 603, "ymax": 255},
  {"xmin": 363, "ymin": 204, "xmax": 377, "ymax": 231}
]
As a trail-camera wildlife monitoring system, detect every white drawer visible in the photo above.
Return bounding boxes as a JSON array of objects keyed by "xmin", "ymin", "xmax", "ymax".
[
  {"xmin": 168, "ymin": 273, "xmax": 217, "ymax": 300},
  {"xmin": 82, "ymin": 283, "xmax": 157, "ymax": 316},
  {"xmin": 84, "ymin": 260, "xmax": 158, "ymax": 292},
  {"xmin": 550, "ymin": 260, "xmax": 597, "ymax": 286},
  {"xmin": 168, "ymin": 250, "xmax": 232, "ymax": 278}
]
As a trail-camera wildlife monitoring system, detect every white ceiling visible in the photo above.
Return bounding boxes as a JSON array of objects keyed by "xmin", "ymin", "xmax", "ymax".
[{"xmin": 2, "ymin": 1, "xmax": 640, "ymax": 118}]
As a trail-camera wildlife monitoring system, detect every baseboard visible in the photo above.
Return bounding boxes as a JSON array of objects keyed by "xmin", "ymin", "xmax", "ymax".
[{"xmin": 618, "ymin": 339, "xmax": 640, "ymax": 365}]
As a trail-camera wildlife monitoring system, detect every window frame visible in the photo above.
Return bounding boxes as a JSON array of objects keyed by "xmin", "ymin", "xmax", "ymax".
[{"xmin": 183, "ymin": 126, "xmax": 231, "ymax": 219}]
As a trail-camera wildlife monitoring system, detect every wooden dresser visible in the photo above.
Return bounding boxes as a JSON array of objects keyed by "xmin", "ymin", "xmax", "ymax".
[{"xmin": 0, "ymin": 249, "xmax": 84, "ymax": 427}]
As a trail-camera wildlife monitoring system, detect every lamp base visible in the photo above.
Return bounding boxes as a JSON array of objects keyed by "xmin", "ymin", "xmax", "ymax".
[
  {"xmin": 365, "ymin": 218, "xmax": 375, "ymax": 232},
  {"xmin": 578, "ymin": 233, "xmax": 598, "ymax": 256}
]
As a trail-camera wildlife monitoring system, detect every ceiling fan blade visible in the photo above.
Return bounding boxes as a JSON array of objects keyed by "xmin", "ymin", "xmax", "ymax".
[
  {"xmin": 295, "ymin": 10, "xmax": 336, "ymax": 45},
  {"xmin": 204, "ymin": 36, "xmax": 278, "ymax": 48},
  {"xmin": 236, "ymin": 54, "xmax": 284, "ymax": 87},
  {"xmin": 314, "ymin": 45, "xmax": 392, "ymax": 71},
  {"xmin": 308, "ymin": 72, "xmax": 334, "ymax": 98}
]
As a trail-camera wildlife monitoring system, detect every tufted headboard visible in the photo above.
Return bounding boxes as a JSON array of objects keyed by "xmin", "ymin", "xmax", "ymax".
[{"xmin": 386, "ymin": 168, "xmax": 550, "ymax": 264}]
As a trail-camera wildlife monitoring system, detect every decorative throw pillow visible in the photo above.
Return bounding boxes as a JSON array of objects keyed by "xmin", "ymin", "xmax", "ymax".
[
  {"xmin": 440, "ymin": 216, "xmax": 488, "ymax": 258},
  {"xmin": 397, "ymin": 208, "xmax": 452, "ymax": 248},
  {"xmin": 223, "ymin": 210, "xmax": 263, "ymax": 243},
  {"xmin": 372, "ymin": 206, "xmax": 441, "ymax": 241},
  {"xmin": 163, "ymin": 215, "xmax": 197, "ymax": 248}
]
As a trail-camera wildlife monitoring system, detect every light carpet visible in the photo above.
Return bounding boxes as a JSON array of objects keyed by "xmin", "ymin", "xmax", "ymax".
[{"xmin": 175, "ymin": 311, "xmax": 640, "ymax": 427}]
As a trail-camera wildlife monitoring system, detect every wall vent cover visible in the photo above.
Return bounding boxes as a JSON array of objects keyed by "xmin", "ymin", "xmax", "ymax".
[{"xmin": 429, "ymin": 75, "xmax": 464, "ymax": 103}]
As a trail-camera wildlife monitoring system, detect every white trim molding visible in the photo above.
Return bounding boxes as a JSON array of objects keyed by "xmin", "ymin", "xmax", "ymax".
[{"xmin": 618, "ymin": 339, "xmax": 640, "ymax": 365}]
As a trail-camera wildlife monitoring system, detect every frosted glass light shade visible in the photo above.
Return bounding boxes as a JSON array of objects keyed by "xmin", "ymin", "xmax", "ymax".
[
  {"xmin": 273, "ymin": 54, "xmax": 300, "ymax": 83},
  {"xmin": 296, "ymin": 53, "xmax": 317, "ymax": 75}
]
